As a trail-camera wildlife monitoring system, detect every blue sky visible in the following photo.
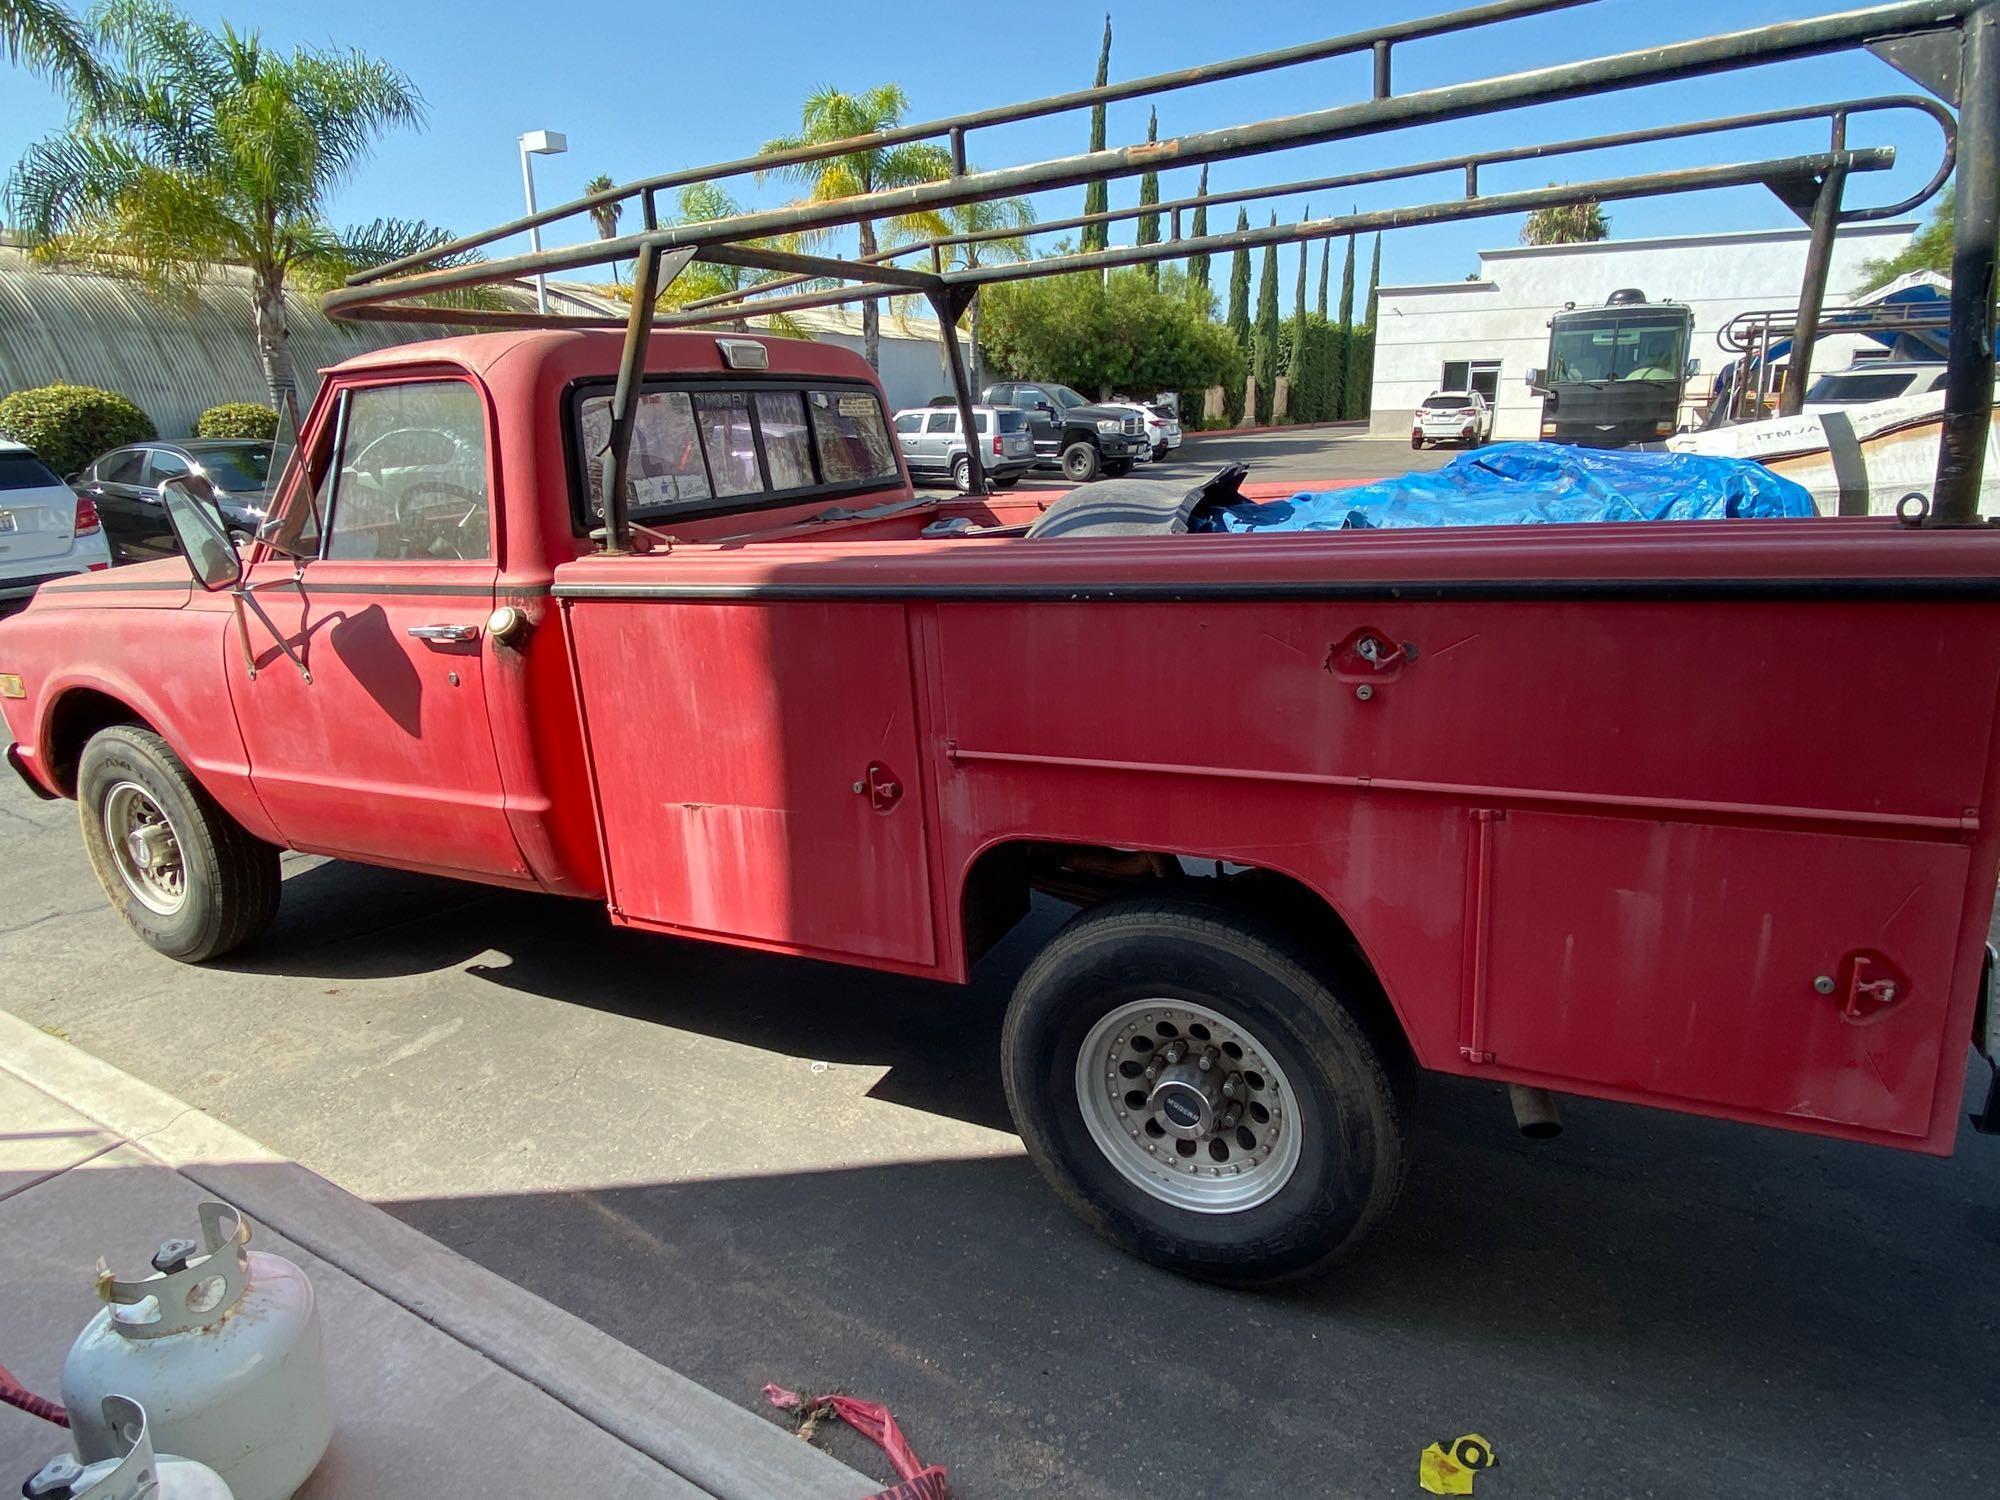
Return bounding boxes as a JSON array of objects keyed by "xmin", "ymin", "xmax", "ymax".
[{"xmin": 1, "ymin": 0, "xmax": 1953, "ymax": 304}]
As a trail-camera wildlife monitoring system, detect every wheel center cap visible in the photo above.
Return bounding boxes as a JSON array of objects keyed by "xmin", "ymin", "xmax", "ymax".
[
  {"xmin": 127, "ymin": 824, "xmax": 173, "ymax": 870},
  {"xmin": 1149, "ymin": 1059, "xmax": 1222, "ymax": 1140}
]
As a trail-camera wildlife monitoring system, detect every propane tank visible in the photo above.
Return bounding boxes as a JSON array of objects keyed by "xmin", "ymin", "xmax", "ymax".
[
  {"xmin": 22, "ymin": 1394, "xmax": 234, "ymax": 1500},
  {"xmin": 60, "ymin": 1201, "xmax": 334, "ymax": 1500}
]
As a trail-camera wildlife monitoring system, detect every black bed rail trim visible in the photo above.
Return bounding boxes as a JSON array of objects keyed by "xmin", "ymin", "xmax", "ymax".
[{"xmin": 553, "ymin": 576, "xmax": 2000, "ymax": 605}]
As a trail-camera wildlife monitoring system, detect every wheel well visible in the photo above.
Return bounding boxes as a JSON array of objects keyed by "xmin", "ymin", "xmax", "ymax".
[
  {"xmin": 43, "ymin": 689, "xmax": 152, "ymax": 797},
  {"xmin": 959, "ymin": 838, "xmax": 1412, "ymax": 1069}
]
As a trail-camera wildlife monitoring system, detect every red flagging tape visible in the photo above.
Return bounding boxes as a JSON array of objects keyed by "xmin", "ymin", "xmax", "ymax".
[
  {"xmin": 764, "ymin": 1383, "xmax": 948, "ymax": 1500},
  {"xmin": 0, "ymin": 1361, "xmax": 68, "ymax": 1427}
]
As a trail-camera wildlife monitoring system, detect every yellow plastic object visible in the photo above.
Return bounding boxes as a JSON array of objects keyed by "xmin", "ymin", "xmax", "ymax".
[{"xmin": 1419, "ymin": 1433, "xmax": 1496, "ymax": 1494}]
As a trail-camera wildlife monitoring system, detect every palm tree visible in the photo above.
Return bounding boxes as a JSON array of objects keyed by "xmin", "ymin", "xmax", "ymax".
[
  {"xmin": 6, "ymin": 1, "xmax": 427, "ymax": 406},
  {"xmin": 758, "ymin": 83, "xmax": 952, "ymax": 370},
  {"xmin": 0, "ymin": 0, "xmax": 98, "ymax": 96},
  {"xmin": 888, "ymin": 191, "xmax": 1031, "ymax": 392},
  {"xmin": 583, "ymin": 172, "xmax": 623, "ymax": 283},
  {"xmin": 1520, "ymin": 194, "xmax": 1610, "ymax": 245},
  {"xmin": 652, "ymin": 181, "xmax": 809, "ymax": 337}
]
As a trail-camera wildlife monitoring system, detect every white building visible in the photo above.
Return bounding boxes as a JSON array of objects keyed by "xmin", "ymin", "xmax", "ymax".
[{"xmin": 1369, "ymin": 221, "xmax": 1917, "ymax": 441}]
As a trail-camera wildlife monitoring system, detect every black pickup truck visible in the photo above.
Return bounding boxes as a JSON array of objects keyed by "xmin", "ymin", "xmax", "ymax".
[{"xmin": 983, "ymin": 379, "xmax": 1152, "ymax": 481}]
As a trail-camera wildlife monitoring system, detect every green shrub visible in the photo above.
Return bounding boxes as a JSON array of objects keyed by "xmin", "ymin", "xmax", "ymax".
[
  {"xmin": 194, "ymin": 402, "xmax": 279, "ymax": 440},
  {"xmin": 0, "ymin": 384, "xmax": 156, "ymax": 477}
]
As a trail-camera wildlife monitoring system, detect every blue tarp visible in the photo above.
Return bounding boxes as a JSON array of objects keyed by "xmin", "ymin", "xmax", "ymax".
[{"xmin": 1192, "ymin": 443, "xmax": 1818, "ymax": 533}]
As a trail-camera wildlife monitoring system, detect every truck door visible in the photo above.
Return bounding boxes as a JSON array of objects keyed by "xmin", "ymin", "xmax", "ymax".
[
  {"xmin": 229, "ymin": 376, "xmax": 527, "ymax": 883},
  {"xmin": 567, "ymin": 598, "xmax": 936, "ymax": 967}
]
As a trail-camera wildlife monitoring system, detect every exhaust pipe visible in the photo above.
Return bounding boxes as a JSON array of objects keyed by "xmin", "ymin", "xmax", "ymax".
[{"xmin": 1507, "ymin": 1084, "xmax": 1563, "ymax": 1139}]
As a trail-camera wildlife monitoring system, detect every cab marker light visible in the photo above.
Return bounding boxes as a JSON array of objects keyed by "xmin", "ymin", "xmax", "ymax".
[{"xmin": 0, "ymin": 674, "xmax": 24, "ymax": 699}]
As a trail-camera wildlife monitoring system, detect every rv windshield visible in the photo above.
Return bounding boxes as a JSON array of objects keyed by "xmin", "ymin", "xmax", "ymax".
[{"xmin": 1549, "ymin": 315, "xmax": 1689, "ymax": 384}]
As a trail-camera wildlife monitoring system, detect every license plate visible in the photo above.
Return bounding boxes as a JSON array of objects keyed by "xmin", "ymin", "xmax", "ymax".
[{"xmin": 0, "ymin": 512, "xmax": 15, "ymax": 533}]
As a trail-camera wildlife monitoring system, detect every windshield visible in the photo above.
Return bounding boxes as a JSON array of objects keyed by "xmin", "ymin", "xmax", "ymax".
[
  {"xmin": 1549, "ymin": 315, "xmax": 1688, "ymax": 383},
  {"xmin": 1048, "ymin": 385, "xmax": 1088, "ymax": 409},
  {"xmin": 194, "ymin": 445, "xmax": 273, "ymax": 492},
  {"xmin": 1804, "ymin": 369, "xmax": 1924, "ymax": 404}
]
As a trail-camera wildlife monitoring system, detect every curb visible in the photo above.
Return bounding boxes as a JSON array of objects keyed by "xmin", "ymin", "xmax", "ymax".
[{"xmin": 0, "ymin": 1011, "xmax": 868, "ymax": 1500}]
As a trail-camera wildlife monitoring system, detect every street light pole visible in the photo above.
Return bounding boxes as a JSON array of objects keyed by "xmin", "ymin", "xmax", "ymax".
[{"xmin": 517, "ymin": 129, "xmax": 568, "ymax": 315}]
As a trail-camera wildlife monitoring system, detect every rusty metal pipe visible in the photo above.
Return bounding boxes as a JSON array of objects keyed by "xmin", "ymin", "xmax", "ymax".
[{"xmin": 1508, "ymin": 1085, "xmax": 1564, "ymax": 1139}]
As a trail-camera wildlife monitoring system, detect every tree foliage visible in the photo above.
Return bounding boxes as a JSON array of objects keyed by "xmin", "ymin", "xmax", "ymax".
[
  {"xmin": 1252, "ymin": 218, "xmax": 1280, "ymax": 422},
  {"xmin": 1080, "ymin": 15, "xmax": 1111, "ymax": 251},
  {"xmin": 1186, "ymin": 164, "xmax": 1211, "ymax": 316},
  {"xmin": 1, "ymin": 0, "xmax": 98, "ymax": 95},
  {"xmin": 1135, "ymin": 107, "xmax": 1160, "ymax": 284},
  {"xmin": 0, "ymin": 383, "xmax": 154, "ymax": 474},
  {"xmin": 4, "ymin": 1, "xmax": 435, "ymax": 404},
  {"xmin": 758, "ymin": 82, "xmax": 951, "ymax": 369},
  {"xmin": 194, "ymin": 400, "xmax": 278, "ymax": 439},
  {"xmin": 979, "ymin": 268, "xmax": 1243, "ymax": 421},
  {"xmin": 1520, "ymin": 194, "xmax": 1609, "ymax": 245},
  {"xmin": 1337, "ymin": 231, "xmax": 1356, "ymax": 329},
  {"xmin": 1859, "ymin": 185, "xmax": 1954, "ymax": 292}
]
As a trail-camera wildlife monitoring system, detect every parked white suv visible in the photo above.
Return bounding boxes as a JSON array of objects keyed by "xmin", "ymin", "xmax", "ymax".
[
  {"xmin": 0, "ymin": 441, "xmax": 113, "ymax": 611},
  {"xmin": 1109, "ymin": 398, "xmax": 1183, "ymax": 461},
  {"xmin": 1412, "ymin": 390, "xmax": 1493, "ymax": 449}
]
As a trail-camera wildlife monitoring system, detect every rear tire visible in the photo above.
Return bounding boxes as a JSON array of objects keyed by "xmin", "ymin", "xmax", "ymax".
[
  {"xmin": 1002, "ymin": 895, "xmax": 1410, "ymax": 1285},
  {"xmin": 77, "ymin": 726, "xmax": 280, "ymax": 962},
  {"xmin": 951, "ymin": 455, "xmax": 973, "ymax": 493},
  {"xmin": 1410, "ymin": 433, "xmax": 1425, "ymax": 449},
  {"xmin": 1060, "ymin": 441, "xmax": 1102, "ymax": 484}
]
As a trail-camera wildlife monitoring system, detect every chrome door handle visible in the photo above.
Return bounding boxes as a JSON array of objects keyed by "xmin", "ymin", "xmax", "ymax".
[{"xmin": 407, "ymin": 623, "xmax": 479, "ymax": 643}]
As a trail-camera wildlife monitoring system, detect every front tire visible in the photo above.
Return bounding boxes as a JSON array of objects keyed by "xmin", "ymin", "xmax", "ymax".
[
  {"xmin": 1060, "ymin": 441, "xmax": 1103, "ymax": 484},
  {"xmin": 951, "ymin": 454, "xmax": 973, "ymax": 493},
  {"xmin": 1002, "ymin": 895, "xmax": 1409, "ymax": 1285},
  {"xmin": 78, "ymin": 726, "xmax": 281, "ymax": 962}
]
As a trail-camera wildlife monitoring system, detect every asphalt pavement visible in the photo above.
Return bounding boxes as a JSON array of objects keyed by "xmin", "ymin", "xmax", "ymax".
[{"xmin": 4, "ymin": 425, "xmax": 1997, "ymax": 1497}]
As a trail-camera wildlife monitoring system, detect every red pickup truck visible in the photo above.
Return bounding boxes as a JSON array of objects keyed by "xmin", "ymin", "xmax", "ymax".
[{"xmin": 5, "ymin": 328, "xmax": 1998, "ymax": 1283}]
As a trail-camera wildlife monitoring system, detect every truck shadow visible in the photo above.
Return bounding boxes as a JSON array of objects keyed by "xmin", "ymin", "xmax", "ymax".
[
  {"xmin": 209, "ymin": 861, "xmax": 1998, "ymax": 1495},
  {"xmin": 382, "ymin": 1069, "xmax": 2000, "ymax": 1499},
  {"xmin": 218, "ymin": 857, "xmax": 1064, "ymax": 1134}
]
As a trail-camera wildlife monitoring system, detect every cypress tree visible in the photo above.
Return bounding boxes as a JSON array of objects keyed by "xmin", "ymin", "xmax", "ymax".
[
  {"xmin": 1337, "ymin": 230, "xmax": 1356, "ymax": 330},
  {"xmin": 1136, "ymin": 107, "xmax": 1160, "ymax": 283},
  {"xmin": 1186, "ymin": 165, "xmax": 1211, "ymax": 317},
  {"xmin": 1225, "ymin": 207, "xmax": 1252, "ymax": 350},
  {"xmin": 1286, "ymin": 214, "xmax": 1310, "ymax": 423},
  {"xmin": 1081, "ymin": 16, "xmax": 1111, "ymax": 251},
  {"xmin": 1316, "ymin": 236, "xmax": 1330, "ymax": 319},
  {"xmin": 1364, "ymin": 232, "xmax": 1382, "ymax": 325},
  {"xmin": 1253, "ymin": 215, "xmax": 1281, "ymax": 423}
]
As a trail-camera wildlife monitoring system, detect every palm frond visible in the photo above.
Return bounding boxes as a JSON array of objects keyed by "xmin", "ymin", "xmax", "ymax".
[{"xmin": 2, "ymin": 0, "xmax": 102, "ymax": 96}]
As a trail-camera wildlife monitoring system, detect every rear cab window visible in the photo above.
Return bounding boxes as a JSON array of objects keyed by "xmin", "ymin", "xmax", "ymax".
[{"xmin": 570, "ymin": 379, "xmax": 899, "ymax": 529}]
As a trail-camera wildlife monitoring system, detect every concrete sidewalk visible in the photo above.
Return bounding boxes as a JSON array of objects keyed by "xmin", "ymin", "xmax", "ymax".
[{"xmin": 0, "ymin": 1012, "xmax": 871, "ymax": 1499}]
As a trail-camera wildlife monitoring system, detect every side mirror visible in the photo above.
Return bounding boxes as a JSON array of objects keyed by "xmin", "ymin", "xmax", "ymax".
[
  {"xmin": 159, "ymin": 475, "xmax": 242, "ymax": 592},
  {"xmin": 1524, "ymin": 367, "xmax": 1545, "ymax": 390},
  {"xmin": 1035, "ymin": 400, "xmax": 1056, "ymax": 415},
  {"xmin": 1683, "ymin": 357, "xmax": 1702, "ymax": 378}
]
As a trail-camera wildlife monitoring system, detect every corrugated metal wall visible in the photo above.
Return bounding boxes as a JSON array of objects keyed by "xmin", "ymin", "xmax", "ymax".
[{"xmin": 0, "ymin": 249, "xmax": 470, "ymax": 436}]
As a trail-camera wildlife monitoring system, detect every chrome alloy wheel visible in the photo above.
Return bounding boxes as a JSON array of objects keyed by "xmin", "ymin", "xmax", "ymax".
[
  {"xmin": 1075, "ymin": 999, "xmax": 1303, "ymax": 1213},
  {"xmin": 102, "ymin": 781, "xmax": 188, "ymax": 916}
]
